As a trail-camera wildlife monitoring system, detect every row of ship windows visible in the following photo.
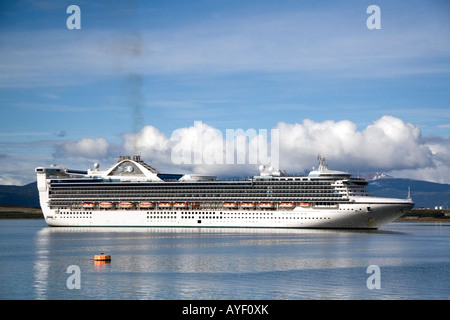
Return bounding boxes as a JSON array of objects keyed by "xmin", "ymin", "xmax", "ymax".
[
  {"xmin": 50, "ymin": 188, "xmax": 337, "ymax": 194},
  {"xmin": 50, "ymin": 195, "xmax": 343, "ymax": 199},
  {"xmin": 147, "ymin": 215, "xmax": 331, "ymax": 220},
  {"xmin": 58, "ymin": 211, "xmax": 92, "ymax": 218},
  {"xmin": 49, "ymin": 192, "xmax": 342, "ymax": 197},
  {"xmin": 56, "ymin": 211, "xmax": 331, "ymax": 220},
  {"xmin": 60, "ymin": 211, "xmax": 93, "ymax": 214},
  {"xmin": 49, "ymin": 188, "xmax": 347, "ymax": 195},
  {"xmin": 50, "ymin": 185, "xmax": 338, "ymax": 191},
  {"xmin": 55, "ymin": 215, "xmax": 331, "ymax": 220},
  {"xmin": 54, "ymin": 202, "xmax": 341, "ymax": 210},
  {"xmin": 51, "ymin": 181, "xmax": 339, "ymax": 189},
  {"xmin": 58, "ymin": 211, "xmax": 313, "ymax": 215}
]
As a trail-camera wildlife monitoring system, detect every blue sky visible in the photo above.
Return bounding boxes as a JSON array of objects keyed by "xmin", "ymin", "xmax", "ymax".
[{"xmin": 1, "ymin": 0, "xmax": 450, "ymax": 185}]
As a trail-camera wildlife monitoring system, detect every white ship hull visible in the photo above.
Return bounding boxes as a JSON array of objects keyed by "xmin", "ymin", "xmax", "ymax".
[
  {"xmin": 36, "ymin": 155, "xmax": 414, "ymax": 230},
  {"xmin": 40, "ymin": 200, "xmax": 412, "ymax": 229}
]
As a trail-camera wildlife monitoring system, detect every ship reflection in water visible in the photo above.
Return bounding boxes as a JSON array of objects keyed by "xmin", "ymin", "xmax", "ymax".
[{"xmin": 29, "ymin": 222, "xmax": 450, "ymax": 300}]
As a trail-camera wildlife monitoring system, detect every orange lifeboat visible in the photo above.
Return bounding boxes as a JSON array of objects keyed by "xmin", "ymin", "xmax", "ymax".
[
  {"xmin": 174, "ymin": 202, "xmax": 188, "ymax": 208},
  {"xmin": 241, "ymin": 202, "xmax": 256, "ymax": 209},
  {"xmin": 119, "ymin": 202, "xmax": 134, "ymax": 209},
  {"xmin": 139, "ymin": 201, "xmax": 155, "ymax": 209},
  {"xmin": 223, "ymin": 202, "xmax": 238, "ymax": 208},
  {"xmin": 260, "ymin": 202, "xmax": 274, "ymax": 209},
  {"xmin": 99, "ymin": 202, "xmax": 114, "ymax": 209},
  {"xmin": 280, "ymin": 202, "xmax": 295, "ymax": 208},
  {"xmin": 158, "ymin": 202, "xmax": 172, "ymax": 208},
  {"xmin": 300, "ymin": 202, "xmax": 310, "ymax": 207},
  {"xmin": 83, "ymin": 202, "xmax": 96, "ymax": 209}
]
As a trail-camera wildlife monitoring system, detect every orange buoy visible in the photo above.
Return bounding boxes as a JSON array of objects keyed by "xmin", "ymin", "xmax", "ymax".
[{"xmin": 94, "ymin": 253, "xmax": 111, "ymax": 262}]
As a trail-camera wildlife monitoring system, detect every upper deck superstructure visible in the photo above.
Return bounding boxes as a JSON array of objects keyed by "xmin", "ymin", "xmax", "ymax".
[{"xmin": 36, "ymin": 155, "xmax": 414, "ymax": 229}]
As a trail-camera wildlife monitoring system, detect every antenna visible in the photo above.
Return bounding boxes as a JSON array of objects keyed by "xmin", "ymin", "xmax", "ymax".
[{"xmin": 317, "ymin": 154, "xmax": 328, "ymax": 171}]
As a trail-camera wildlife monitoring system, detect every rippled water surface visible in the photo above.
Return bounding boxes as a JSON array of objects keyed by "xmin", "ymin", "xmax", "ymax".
[{"xmin": 0, "ymin": 220, "xmax": 449, "ymax": 299}]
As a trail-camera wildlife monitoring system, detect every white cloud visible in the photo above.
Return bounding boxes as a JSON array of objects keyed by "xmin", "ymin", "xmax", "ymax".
[
  {"xmin": 123, "ymin": 125, "xmax": 171, "ymax": 167},
  {"xmin": 3, "ymin": 115, "xmax": 450, "ymax": 185},
  {"xmin": 108, "ymin": 121, "xmax": 278, "ymax": 176},
  {"xmin": 60, "ymin": 137, "xmax": 109, "ymax": 159},
  {"xmin": 170, "ymin": 122, "xmax": 223, "ymax": 166},
  {"xmin": 57, "ymin": 115, "xmax": 436, "ymax": 176},
  {"xmin": 390, "ymin": 136, "xmax": 450, "ymax": 184},
  {"xmin": 0, "ymin": 153, "xmax": 53, "ymax": 185},
  {"xmin": 277, "ymin": 116, "xmax": 432, "ymax": 172},
  {"xmin": 0, "ymin": 173, "xmax": 28, "ymax": 186}
]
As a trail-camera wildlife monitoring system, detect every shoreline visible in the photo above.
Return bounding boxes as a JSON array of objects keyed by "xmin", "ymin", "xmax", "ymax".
[
  {"xmin": 395, "ymin": 217, "xmax": 450, "ymax": 223},
  {"xmin": 1, "ymin": 205, "xmax": 449, "ymax": 222},
  {"xmin": 0, "ymin": 205, "xmax": 43, "ymax": 219}
]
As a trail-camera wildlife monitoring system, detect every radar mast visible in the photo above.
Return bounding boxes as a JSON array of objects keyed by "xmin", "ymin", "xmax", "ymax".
[{"xmin": 317, "ymin": 155, "xmax": 328, "ymax": 172}]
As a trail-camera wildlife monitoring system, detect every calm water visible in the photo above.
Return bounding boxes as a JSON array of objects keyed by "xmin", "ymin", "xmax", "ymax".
[{"xmin": 0, "ymin": 220, "xmax": 449, "ymax": 300}]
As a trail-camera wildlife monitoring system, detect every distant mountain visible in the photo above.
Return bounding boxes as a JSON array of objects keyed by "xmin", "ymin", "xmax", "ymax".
[
  {"xmin": 0, "ymin": 182, "xmax": 39, "ymax": 207},
  {"xmin": 360, "ymin": 172, "xmax": 394, "ymax": 180},
  {"xmin": 368, "ymin": 178, "xmax": 450, "ymax": 209},
  {"xmin": 0, "ymin": 178, "xmax": 449, "ymax": 210}
]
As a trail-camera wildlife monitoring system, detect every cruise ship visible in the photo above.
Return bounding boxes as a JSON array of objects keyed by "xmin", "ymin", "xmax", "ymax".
[{"xmin": 35, "ymin": 155, "xmax": 413, "ymax": 229}]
